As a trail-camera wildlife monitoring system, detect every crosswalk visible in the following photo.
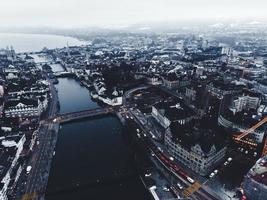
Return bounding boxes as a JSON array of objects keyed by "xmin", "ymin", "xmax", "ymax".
[
  {"xmin": 22, "ymin": 192, "xmax": 38, "ymax": 200},
  {"xmin": 183, "ymin": 182, "xmax": 202, "ymax": 198}
]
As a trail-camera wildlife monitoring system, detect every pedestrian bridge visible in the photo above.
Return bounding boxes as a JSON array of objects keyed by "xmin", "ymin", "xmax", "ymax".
[{"xmin": 52, "ymin": 107, "xmax": 115, "ymax": 123}]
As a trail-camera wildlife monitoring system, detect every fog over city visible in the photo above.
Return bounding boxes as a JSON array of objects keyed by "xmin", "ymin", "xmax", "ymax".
[{"xmin": 1, "ymin": 0, "xmax": 267, "ymax": 28}]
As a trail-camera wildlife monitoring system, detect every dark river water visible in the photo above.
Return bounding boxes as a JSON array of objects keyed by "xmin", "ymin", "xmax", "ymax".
[{"xmin": 45, "ymin": 76, "xmax": 149, "ymax": 200}]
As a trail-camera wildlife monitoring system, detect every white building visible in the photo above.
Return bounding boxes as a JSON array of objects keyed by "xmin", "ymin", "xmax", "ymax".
[
  {"xmin": 221, "ymin": 47, "xmax": 233, "ymax": 56},
  {"xmin": 4, "ymin": 99, "xmax": 44, "ymax": 118},
  {"xmin": 152, "ymin": 99, "xmax": 195, "ymax": 129},
  {"xmin": 231, "ymin": 95, "xmax": 261, "ymax": 114},
  {"xmin": 0, "ymin": 85, "xmax": 4, "ymax": 97}
]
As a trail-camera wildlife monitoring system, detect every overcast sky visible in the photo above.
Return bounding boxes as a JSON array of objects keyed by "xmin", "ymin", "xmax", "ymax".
[{"xmin": 0, "ymin": 0, "xmax": 267, "ymax": 28}]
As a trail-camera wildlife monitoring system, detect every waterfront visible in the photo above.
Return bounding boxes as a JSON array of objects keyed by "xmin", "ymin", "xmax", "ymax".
[
  {"xmin": 0, "ymin": 32, "xmax": 86, "ymax": 53},
  {"xmin": 45, "ymin": 77, "xmax": 149, "ymax": 200},
  {"xmin": 1, "ymin": 32, "xmax": 253, "ymax": 200}
]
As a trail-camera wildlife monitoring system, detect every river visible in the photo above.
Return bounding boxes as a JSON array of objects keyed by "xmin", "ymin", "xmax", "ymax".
[
  {"xmin": 45, "ymin": 76, "xmax": 149, "ymax": 200},
  {"xmin": 2, "ymin": 33, "xmax": 149, "ymax": 200},
  {"xmin": 44, "ymin": 62, "xmax": 148, "ymax": 199}
]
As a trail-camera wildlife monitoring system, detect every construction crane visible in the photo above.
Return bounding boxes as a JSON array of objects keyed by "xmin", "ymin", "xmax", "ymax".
[{"xmin": 235, "ymin": 116, "xmax": 267, "ymax": 141}]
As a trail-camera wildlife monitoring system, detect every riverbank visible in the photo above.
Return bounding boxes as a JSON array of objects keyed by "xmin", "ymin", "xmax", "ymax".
[
  {"xmin": 32, "ymin": 54, "xmax": 153, "ymax": 200},
  {"xmin": 46, "ymin": 115, "xmax": 150, "ymax": 200}
]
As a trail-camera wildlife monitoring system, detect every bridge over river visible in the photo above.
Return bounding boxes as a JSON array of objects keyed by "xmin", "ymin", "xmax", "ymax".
[{"xmin": 52, "ymin": 107, "xmax": 118, "ymax": 123}]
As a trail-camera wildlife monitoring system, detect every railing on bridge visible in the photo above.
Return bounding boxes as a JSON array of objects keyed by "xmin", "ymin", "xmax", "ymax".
[
  {"xmin": 54, "ymin": 71, "xmax": 73, "ymax": 77},
  {"xmin": 54, "ymin": 107, "xmax": 115, "ymax": 123}
]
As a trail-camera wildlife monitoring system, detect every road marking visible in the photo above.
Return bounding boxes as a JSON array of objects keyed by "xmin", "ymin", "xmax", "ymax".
[
  {"xmin": 183, "ymin": 182, "xmax": 202, "ymax": 198},
  {"xmin": 22, "ymin": 192, "xmax": 38, "ymax": 200}
]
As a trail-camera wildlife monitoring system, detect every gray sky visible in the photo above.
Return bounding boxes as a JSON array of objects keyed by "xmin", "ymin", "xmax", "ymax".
[{"xmin": 1, "ymin": 0, "xmax": 267, "ymax": 28}]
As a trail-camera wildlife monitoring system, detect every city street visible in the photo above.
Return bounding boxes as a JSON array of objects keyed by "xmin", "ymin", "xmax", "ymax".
[
  {"xmin": 21, "ymin": 77, "xmax": 60, "ymax": 200},
  {"xmin": 125, "ymin": 107, "xmax": 223, "ymax": 200}
]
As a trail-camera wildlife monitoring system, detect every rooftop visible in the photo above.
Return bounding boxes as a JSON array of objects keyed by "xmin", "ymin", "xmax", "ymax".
[
  {"xmin": 153, "ymin": 98, "xmax": 195, "ymax": 121},
  {"xmin": 169, "ymin": 117, "xmax": 227, "ymax": 154},
  {"xmin": 247, "ymin": 155, "xmax": 267, "ymax": 186}
]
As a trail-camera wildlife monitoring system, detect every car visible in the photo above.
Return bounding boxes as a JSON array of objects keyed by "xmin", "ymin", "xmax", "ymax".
[
  {"xmin": 145, "ymin": 173, "xmax": 151, "ymax": 177},
  {"xmin": 157, "ymin": 147, "xmax": 163, "ymax": 152},
  {"xmin": 151, "ymin": 152, "xmax": 155, "ymax": 157},
  {"xmin": 227, "ymin": 157, "xmax": 233, "ymax": 162},
  {"xmin": 162, "ymin": 186, "xmax": 170, "ymax": 192},
  {"xmin": 177, "ymin": 183, "xmax": 183, "ymax": 190},
  {"xmin": 224, "ymin": 161, "xmax": 229, "ymax": 166},
  {"xmin": 209, "ymin": 172, "xmax": 215, "ymax": 178},
  {"xmin": 169, "ymin": 157, "xmax": 174, "ymax": 161},
  {"xmin": 254, "ymin": 152, "xmax": 257, "ymax": 157},
  {"xmin": 245, "ymin": 150, "xmax": 248, "ymax": 154},
  {"xmin": 214, "ymin": 169, "xmax": 219, "ymax": 174},
  {"xmin": 26, "ymin": 166, "xmax": 32, "ymax": 174},
  {"xmin": 187, "ymin": 177, "xmax": 195, "ymax": 184}
]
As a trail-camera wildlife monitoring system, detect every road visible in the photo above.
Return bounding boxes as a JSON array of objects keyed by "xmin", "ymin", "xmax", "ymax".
[
  {"xmin": 21, "ymin": 76, "xmax": 59, "ymax": 200},
  {"xmin": 125, "ymin": 107, "xmax": 222, "ymax": 200}
]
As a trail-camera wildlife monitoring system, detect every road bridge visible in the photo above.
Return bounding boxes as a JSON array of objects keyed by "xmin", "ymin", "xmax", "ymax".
[
  {"xmin": 54, "ymin": 71, "xmax": 73, "ymax": 77},
  {"xmin": 53, "ymin": 107, "xmax": 115, "ymax": 123}
]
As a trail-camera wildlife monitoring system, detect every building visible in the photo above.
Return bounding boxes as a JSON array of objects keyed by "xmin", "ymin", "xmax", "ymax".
[
  {"xmin": 195, "ymin": 66, "xmax": 204, "ymax": 76},
  {"xmin": 231, "ymin": 95, "xmax": 260, "ymax": 113},
  {"xmin": 0, "ymin": 85, "xmax": 4, "ymax": 97},
  {"xmin": 218, "ymin": 91, "xmax": 266, "ymax": 151},
  {"xmin": 146, "ymin": 74, "xmax": 162, "ymax": 85},
  {"xmin": 152, "ymin": 98, "xmax": 195, "ymax": 129},
  {"xmin": 4, "ymin": 65, "xmax": 19, "ymax": 81},
  {"xmin": 0, "ymin": 135, "xmax": 25, "ymax": 200},
  {"xmin": 221, "ymin": 46, "xmax": 233, "ymax": 56},
  {"xmin": 162, "ymin": 73, "xmax": 180, "ymax": 89},
  {"xmin": 165, "ymin": 119, "xmax": 227, "ymax": 175},
  {"xmin": 185, "ymin": 84, "xmax": 205, "ymax": 108},
  {"xmin": 242, "ymin": 155, "xmax": 267, "ymax": 200},
  {"xmin": 24, "ymin": 54, "xmax": 34, "ymax": 63},
  {"xmin": 4, "ymin": 98, "xmax": 44, "ymax": 118},
  {"xmin": 206, "ymin": 79, "xmax": 244, "ymax": 98},
  {"xmin": 229, "ymin": 90, "xmax": 261, "ymax": 114}
]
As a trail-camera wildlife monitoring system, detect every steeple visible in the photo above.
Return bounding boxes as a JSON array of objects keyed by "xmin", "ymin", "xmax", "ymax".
[{"xmin": 67, "ymin": 42, "xmax": 70, "ymax": 57}]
